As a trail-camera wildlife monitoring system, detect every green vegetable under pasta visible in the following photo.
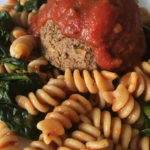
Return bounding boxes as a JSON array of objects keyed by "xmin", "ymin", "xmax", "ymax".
[
  {"xmin": 138, "ymin": 100, "xmax": 150, "ymax": 136},
  {"xmin": 0, "ymin": 73, "xmax": 45, "ymax": 140},
  {"xmin": 0, "ymin": 11, "xmax": 14, "ymax": 45},
  {"xmin": 16, "ymin": 0, "xmax": 47, "ymax": 13},
  {"xmin": 1, "ymin": 57, "xmax": 29, "ymax": 71},
  {"xmin": 0, "ymin": 104, "xmax": 43, "ymax": 140}
]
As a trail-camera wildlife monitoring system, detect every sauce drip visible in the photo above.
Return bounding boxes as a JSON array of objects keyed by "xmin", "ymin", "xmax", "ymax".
[{"xmin": 28, "ymin": 0, "xmax": 146, "ymax": 71}]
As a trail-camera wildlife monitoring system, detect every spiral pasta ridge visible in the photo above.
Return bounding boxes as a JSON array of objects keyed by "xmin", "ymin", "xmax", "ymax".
[
  {"xmin": 0, "ymin": 0, "xmax": 17, "ymax": 16},
  {"xmin": 103, "ymin": 84, "xmax": 141, "ymax": 124},
  {"xmin": 129, "ymin": 134, "xmax": 150, "ymax": 150},
  {"xmin": 12, "ymin": 11, "xmax": 34, "ymax": 28},
  {"xmin": 63, "ymin": 69, "xmax": 118, "ymax": 94},
  {"xmin": 10, "ymin": 35, "xmax": 37, "ymax": 60},
  {"xmin": 0, "ymin": 121, "xmax": 19, "ymax": 150},
  {"xmin": 120, "ymin": 60, "xmax": 150, "ymax": 102},
  {"xmin": 37, "ymin": 94, "xmax": 92, "ymax": 145},
  {"xmin": 82, "ymin": 108, "xmax": 133, "ymax": 150},
  {"xmin": 15, "ymin": 76, "xmax": 71, "ymax": 115},
  {"xmin": 10, "ymin": 26, "xmax": 28, "ymax": 43}
]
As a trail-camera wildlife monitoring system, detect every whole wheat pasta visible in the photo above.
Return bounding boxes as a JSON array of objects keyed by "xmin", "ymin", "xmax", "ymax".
[
  {"xmin": 129, "ymin": 134, "xmax": 150, "ymax": 150},
  {"xmin": 46, "ymin": 68, "xmax": 62, "ymax": 80},
  {"xmin": 89, "ymin": 91, "xmax": 111, "ymax": 109},
  {"xmin": 82, "ymin": 108, "xmax": 132, "ymax": 149},
  {"xmin": 10, "ymin": 35, "xmax": 37, "ymax": 60},
  {"xmin": 24, "ymin": 133, "xmax": 64, "ymax": 150},
  {"xmin": 0, "ymin": 120, "xmax": 19, "ymax": 150},
  {"xmin": 10, "ymin": 26, "xmax": 28, "ymax": 43},
  {"xmin": 120, "ymin": 60, "xmax": 150, "ymax": 102},
  {"xmin": 0, "ymin": 0, "xmax": 17, "ymax": 16},
  {"xmin": 37, "ymin": 94, "xmax": 92, "ymax": 145},
  {"xmin": 12, "ymin": 11, "xmax": 34, "ymax": 28},
  {"xmin": 24, "ymin": 141, "xmax": 55, "ymax": 150},
  {"xmin": 27, "ymin": 57, "xmax": 49, "ymax": 83},
  {"xmin": 103, "ymin": 84, "xmax": 141, "ymax": 124},
  {"xmin": 132, "ymin": 112, "xmax": 145, "ymax": 129},
  {"xmin": 64, "ymin": 69, "xmax": 118, "ymax": 94},
  {"xmin": 15, "ymin": 77, "xmax": 70, "ymax": 115}
]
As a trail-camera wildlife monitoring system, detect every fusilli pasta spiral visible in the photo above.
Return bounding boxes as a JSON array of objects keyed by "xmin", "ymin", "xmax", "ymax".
[
  {"xmin": 0, "ymin": 57, "xmax": 50, "ymax": 83},
  {"xmin": 130, "ymin": 134, "xmax": 150, "ymax": 150},
  {"xmin": 0, "ymin": 0, "xmax": 17, "ymax": 16},
  {"xmin": 0, "ymin": 121, "xmax": 19, "ymax": 150},
  {"xmin": 10, "ymin": 35, "xmax": 37, "ymax": 60},
  {"xmin": 27, "ymin": 57, "xmax": 48, "ymax": 83},
  {"xmin": 24, "ymin": 133, "xmax": 64, "ymax": 150},
  {"xmin": 15, "ymin": 75, "xmax": 72, "ymax": 115},
  {"xmin": 10, "ymin": 26, "xmax": 28, "ymax": 43},
  {"xmin": 37, "ymin": 94, "xmax": 92, "ymax": 145},
  {"xmin": 12, "ymin": 11, "xmax": 34, "ymax": 28},
  {"xmin": 64, "ymin": 69, "xmax": 118, "ymax": 94},
  {"xmin": 120, "ymin": 60, "xmax": 150, "ymax": 102},
  {"xmin": 80, "ymin": 108, "xmax": 133, "ymax": 150},
  {"xmin": 89, "ymin": 91, "xmax": 111, "ymax": 109},
  {"xmin": 103, "ymin": 84, "xmax": 141, "ymax": 124}
]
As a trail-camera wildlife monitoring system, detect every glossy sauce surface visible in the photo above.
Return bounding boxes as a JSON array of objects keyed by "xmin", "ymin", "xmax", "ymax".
[{"xmin": 28, "ymin": 0, "xmax": 146, "ymax": 71}]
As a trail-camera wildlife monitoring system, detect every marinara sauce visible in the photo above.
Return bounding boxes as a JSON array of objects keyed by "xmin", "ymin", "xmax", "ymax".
[{"xmin": 28, "ymin": 0, "xmax": 146, "ymax": 71}]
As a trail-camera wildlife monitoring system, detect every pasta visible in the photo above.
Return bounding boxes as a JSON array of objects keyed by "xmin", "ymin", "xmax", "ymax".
[
  {"xmin": 0, "ymin": 63, "xmax": 26, "ymax": 74},
  {"xmin": 27, "ymin": 57, "xmax": 49, "ymax": 83},
  {"xmin": 64, "ymin": 69, "xmax": 118, "ymax": 94},
  {"xmin": 46, "ymin": 68, "xmax": 62, "ymax": 79},
  {"xmin": 37, "ymin": 94, "xmax": 92, "ymax": 145},
  {"xmin": 88, "ymin": 91, "xmax": 111, "ymax": 109},
  {"xmin": 81, "ymin": 108, "xmax": 132, "ymax": 150},
  {"xmin": 0, "ymin": 57, "xmax": 49, "ymax": 83},
  {"xmin": 10, "ymin": 35, "xmax": 37, "ymax": 60},
  {"xmin": 103, "ymin": 84, "xmax": 141, "ymax": 124},
  {"xmin": 0, "ymin": 120, "xmax": 19, "ymax": 150},
  {"xmin": 24, "ymin": 133, "xmax": 64, "ymax": 150},
  {"xmin": 10, "ymin": 26, "xmax": 28, "ymax": 43},
  {"xmin": 12, "ymin": 11, "xmax": 34, "ymax": 28},
  {"xmin": 0, "ymin": 0, "xmax": 17, "ymax": 16},
  {"xmin": 129, "ymin": 134, "xmax": 150, "ymax": 150},
  {"xmin": 15, "ymin": 73, "xmax": 75, "ymax": 115},
  {"xmin": 24, "ymin": 141, "xmax": 55, "ymax": 150},
  {"xmin": 120, "ymin": 60, "xmax": 150, "ymax": 102}
]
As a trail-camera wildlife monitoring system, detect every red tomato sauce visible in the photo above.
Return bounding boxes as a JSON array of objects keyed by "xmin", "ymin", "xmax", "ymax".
[{"xmin": 28, "ymin": 0, "xmax": 146, "ymax": 71}]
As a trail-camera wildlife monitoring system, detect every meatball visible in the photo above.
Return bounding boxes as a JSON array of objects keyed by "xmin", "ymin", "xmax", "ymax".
[
  {"xmin": 40, "ymin": 20, "xmax": 99, "ymax": 71},
  {"xmin": 29, "ymin": 0, "xmax": 146, "ymax": 72}
]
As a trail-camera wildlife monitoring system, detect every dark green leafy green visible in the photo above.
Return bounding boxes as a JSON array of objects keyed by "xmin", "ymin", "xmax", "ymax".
[
  {"xmin": 138, "ymin": 99, "xmax": 150, "ymax": 136},
  {"xmin": 1, "ymin": 57, "xmax": 29, "ymax": 71},
  {"xmin": 0, "ymin": 73, "xmax": 43, "ymax": 104},
  {"xmin": 0, "ymin": 104, "xmax": 43, "ymax": 140},
  {"xmin": 0, "ymin": 73, "xmax": 44, "ymax": 140},
  {"xmin": 16, "ymin": 0, "xmax": 47, "ymax": 13},
  {"xmin": 0, "ymin": 11, "xmax": 14, "ymax": 45},
  {"xmin": 142, "ymin": 26, "xmax": 150, "ymax": 61},
  {"xmin": 141, "ymin": 115, "xmax": 150, "ymax": 137},
  {"xmin": 16, "ymin": 0, "xmax": 23, "ymax": 13},
  {"xmin": 0, "ymin": 44, "xmax": 10, "ymax": 56}
]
